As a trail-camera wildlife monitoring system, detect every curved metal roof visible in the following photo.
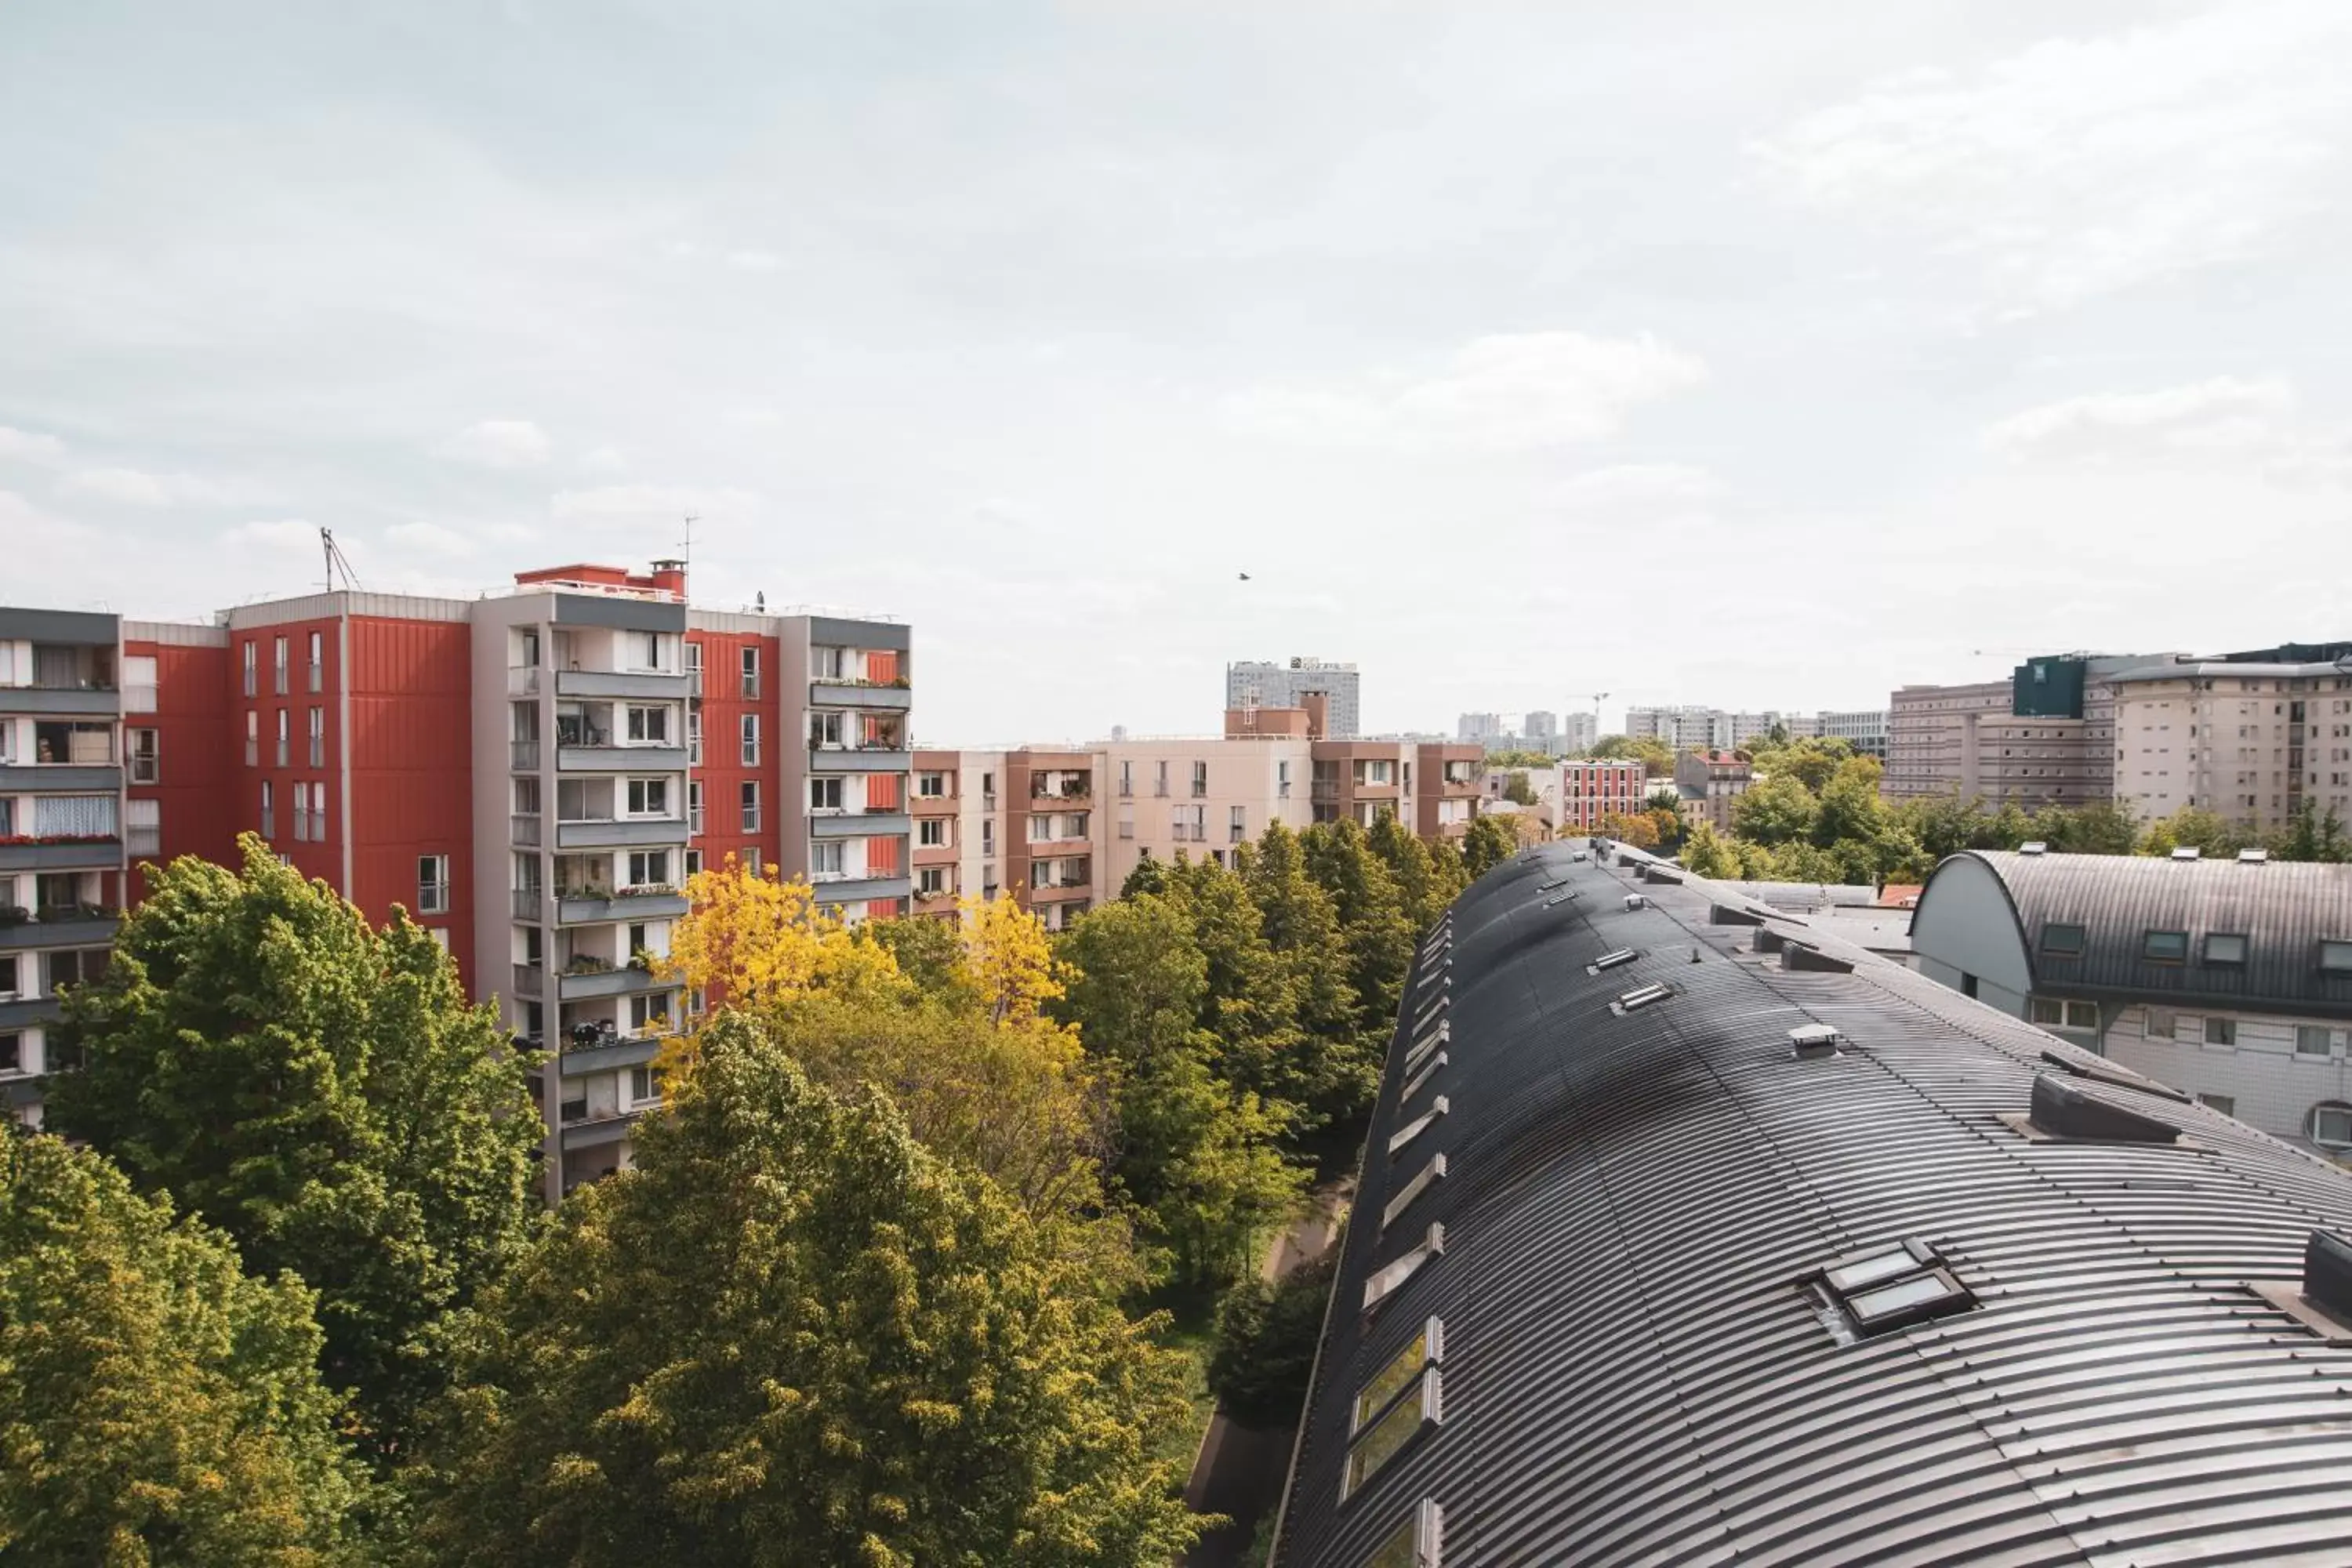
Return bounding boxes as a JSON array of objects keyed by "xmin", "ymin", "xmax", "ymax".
[
  {"xmin": 1929, "ymin": 849, "xmax": 2352, "ymax": 1018},
  {"xmin": 1271, "ymin": 844, "xmax": 2352, "ymax": 1567},
  {"xmin": 1721, "ymin": 879, "xmax": 1879, "ymax": 911}
]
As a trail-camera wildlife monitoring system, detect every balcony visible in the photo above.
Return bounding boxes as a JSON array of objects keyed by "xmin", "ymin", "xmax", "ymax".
[
  {"xmin": 511, "ymin": 963, "xmax": 545, "ymax": 1000},
  {"xmin": 558, "ymin": 735, "xmax": 688, "ymax": 773},
  {"xmin": 556, "ymin": 887, "xmax": 690, "ymax": 924},
  {"xmin": 0, "ymin": 684, "xmax": 120, "ymax": 716},
  {"xmin": 811, "ymin": 811, "xmax": 910, "ymax": 840},
  {"xmin": 557, "ymin": 961, "xmax": 675, "ymax": 1001},
  {"xmin": 804, "ymin": 873, "xmax": 914, "ymax": 907},
  {"xmin": 512, "ymin": 887, "xmax": 544, "ymax": 922},
  {"xmin": 810, "ymin": 680, "xmax": 913, "ymax": 711},
  {"xmin": 0, "ymin": 907, "xmax": 121, "ymax": 952},
  {"xmin": 809, "ymin": 745, "xmax": 911, "ymax": 773},
  {"xmin": 558, "ymin": 669, "xmax": 691, "ymax": 701},
  {"xmin": 554, "ymin": 815, "xmax": 686, "ymax": 851},
  {"xmin": 554, "ymin": 1030, "xmax": 666, "ymax": 1077},
  {"xmin": 0, "ymin": 764, "xmax": 121, "ymax": 793},
  {"xmin": 0, "ymin": 837, "xmax": 123, "ymax": 873},
  {"xmin": 509, "ymin": 666, "xmax": 543, "ymax": 697},
  {"xmin": 511, "ymin": 812, "xmax": 542, "ymax": 848}
]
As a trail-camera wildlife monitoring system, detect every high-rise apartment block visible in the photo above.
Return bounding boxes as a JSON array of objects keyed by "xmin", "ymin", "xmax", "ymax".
[
  {"xmin": 1226, "ymin": 657, "xmax": 1360, "ymax": 739},
  {"xmin": 1524, "ymin": 711, "xmax": 1559, "ymax": 744},
  {"xmin": 1886, "ymin": 655, "xmax": 2148, "ymax": 811},
  {"xmin": 1624, "ymin": 705, "xmax": 1726, "ymax": 752},
  {"xmin": 1563, "ymin": 711, "xmax": 1599, "ymax": 754},
  {"xmin": 0, "ymin": 564, "xmax": 915, "ymax": 1203},
  {"xmin": 1820, "ymin": 708, "xmax": 1889, "ymax": 760},
  {"xmin": 2107, "ymin": 645, "xmax": 2352, "ymax": 832}
]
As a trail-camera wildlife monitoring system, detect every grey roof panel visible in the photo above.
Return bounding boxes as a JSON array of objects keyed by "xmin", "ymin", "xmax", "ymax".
[{"xmin": 1272, "ymin": 843, "xmax": 2352, "ymax": 1568}]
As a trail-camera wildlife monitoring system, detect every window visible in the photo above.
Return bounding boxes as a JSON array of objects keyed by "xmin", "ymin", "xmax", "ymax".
[
  {"xmin": 624, "ymin": 850, "xmax": 669, "ymax": 887},
  {"xmin": 626, "ymin": 706, "xmax": 671, "ymax": 744},
  {"xmin": 626, "ymin": 778, "xmax": 670, "ymax": 817},
  {"xmin": 1192, "ymin": 760, "xmax": 1209, "ymax": 797},
  {"xmin": 981, "ymin": 819, "xmax": 995, "ymax": 853},
  {"xmin": 630, "ymin": 1065, "xmax": 662, "ymax": 1105},
  {"xmin": 917, "ymin": 866, "xmax": 946, "ymax": 895},
  {"xmin": 1362, "ymin": 1222, "xmax": 1443, "ymax": 1312},
  {"xmin": 307, "ymin": 630, "xmax": 323, "ymax": 691},
  {"xmin": 682, "ymin": 849, "xmax": 702, "ymax": 878},
  {"xmin": 274, "ymin": 709, "xmax": 289, "ymax": 767},
  {"xmin": 1343, "ymin": 1368, "xmax": 1440, "ymax": 1501},
  {"xmin": 1353, "ymin": 1320, "xmax": 1443, "ymax": 1435},
  {"xmin": 259, "ymin": 779, "xmax": 274, "ymax": 839},
  {"xmin": 241, "ymin": 639, "xmax": 256, "ymax": 696},
  {"xmin": 918, "ymin": 817, "xmax": 947, "ymax": 847},
  {"xmin": 2205, "ymin": 1016, "xmax": 2237, "ymax": 1047},
  {"xmin": 2311, "ymin": 1103, "xmax": 2352, "ymax": 1149},
  {"xmin": 2198, "ymin": 1091, "xmax": 2236, "ymax": 1116},
  {"xmin": 2030, "ymin": 997, "xmax": 2063, "ymax": 1025},
  {"xmin": 811, "ymin": 777, "xmax": 844, "ymax": 811},
  {"xmin": 812, "ymin": 644, "xmax": 846, "ymax": 680},
  {"xmin": 740, "ymin": 782, "xmax": 760, "ymax": 832},
  {"xmin": 272, "ymin": 635, "xmax": 288, "ymax": 694},
  {"xmin": 918, "ymin": 771, "xmax": 946, "ymax": 797},
  {"xmin": 292, "ymin": 785, "xmax": 310, "ymax": 842},
  {"xmin": 128, "ymin": 728, "xmax": 159, "ymax": 784},
  {"xmin": 514, "ymin": 775, "xmax": 540, "ymax": 815},
  {"xmin": 740, "ymin": 646, "xmax": 760, "ymax": 698},
  {"xmin": 2146, "ymin": 1007, "xmax": 2176, "ymax": 1040},
  {"xmin": 1363, "ymin": 1501, "xmax": 1443, "ymax": 1568},
  {"xmin": 741, "ymin": 714, "xmax": 760, "ymax": 765},
  {"xmin": 0, "ymin": 958, "xmax": 16, "ymax": 1000},
  {"xmin": 635, "ymin": 631, "xmax": 666, "ymax": 672},
  {"xmin": 2321, "ymin": 940, "xmax": 2352, "ymax": 975},
  {"xmin": 2143, "ymin": 929, "xmax": 2190, "ymax": 963},
  {"xmin": 48, "ymin": 949, "xmax": 109, "ymax": 991},
  {"xmin": 2039, "ymin": 923, "xmax": 2086, "ymax": 956},
  {"xmin": 1814, "ymin": 1236, "xmax": 1972, "ymax": 1336},
  {"xmin": 1230, "ymin": 805, "xmax": 1247, "ymax": 843},
  {"xmin": 811, "ymin": 840, "xmax": 845, "ymax": 877},
  {"xmin": 2298, "ymin": 1025, "xmax": 2335, "ymax": 1057},
  {"xmin": 0, "ymin": 1033, "xmax": 19, "ymax": 1074},
  {"xmin": 687, "ymin": 779, "xmax": 704, "ymax": 834},
  {"xmin": 1381, "ymin": 1154, "xmax": 1446, "ymax": 1231},
  {"xmin": 2203, "ymin": 932, "xmax": 2249, "ymax": 967},
  {"xmin": 628, "ymin": 993, "xmax": 667, "ymax": 1033},
  {"xmin": 2064, "ymin": 1000, "xmax": 2099, "ymax": 1030},
  {"xmin": 417, "ymin": 855, "xmax": 450, "ymax": 914},
  {"xmin": 307, "ymin": 707, "xmax": 324, "ymax": 768}
]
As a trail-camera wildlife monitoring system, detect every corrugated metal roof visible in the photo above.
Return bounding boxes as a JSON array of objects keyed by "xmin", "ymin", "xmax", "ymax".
[
  {"xmin": 1272, "ymin": 844, "xmax": 2352, "ymax": 1568},
  {"xmin": 1944, "ymin": 850, "xmax": 2352, "ymax": 1018},
  {"xmin": 1723, "ymin": 880, "xmax": 1879, "ymax": 911}
]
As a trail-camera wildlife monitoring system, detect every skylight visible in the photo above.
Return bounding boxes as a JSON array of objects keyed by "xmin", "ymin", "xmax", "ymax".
[
  {"xmin": 1387, "ymin": 1098, "xmax": 1449, "ymax": 1157},
  {"xmin": 2038, "ymin": 923, "xmax": 2086, "ymax": 956},
  {"xmin": 1360, "ymin": 1500, "xmax": 1443, "ymax": 1568},
  {"xmin": 1590, "ymin": 948, "xmax": 1638, "ymax": 971},
  {"xmin": 1813, "ymin": 1236, "xmax": 1973, "ymax": 1337},
  {"xmin": 1362, "ymin": 1222, "xmax": 1443, "ymax": 1312},
  {"xmin": 1342, "ymin": 1368, "xmax": 1443, "ymax": 1499},
  {"xmin": 1614, "ymin": 982, "xmax": 1671, "ymax": 1013},
  {"xmin": 1352, "ymin": 1317, "xmax": 1443, "ymax": 1434},
  {"xmin": 2204, "ymin": 932, "xmax": 2249, "ymax": 966},
  {"xmin": 1399, "ymin": 1051, "xmax": 1446, "ymax": 1106},
  {"xmin": 1382, "ymin": 1154, "xmax": 1448, "ymax": 1231},
  {"xmin": 2321, "ymin": 939, "xmax": 2352, "ymax": 975}
]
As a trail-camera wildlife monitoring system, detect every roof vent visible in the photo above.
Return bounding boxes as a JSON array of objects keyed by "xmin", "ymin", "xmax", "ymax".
[
  {"xmin": 2018, "ymin": 840, "xmax": 2049, "ymax": 855},
  {"xmin": 2239, "ymin": 847, "xmax": 2271, "ymax": 864},
  {"xmin": 1790, "ymin": 1023, "xmax": 1843, "ymax": 1058},
  {"xmin": 1624, "ymin": 893, "xmax": 1649, "ymax": 912},
  {"xmin": 1642, "ymin": 866, "xmax": 1684, "ymax": 886},
  {"xmin": 1541, "ymin": 892, "xmax": 1577, "ymax": 909},
  {"xmin": 1782, "ymin": 942, "xmax": 1856, "ymax": 975},
  {"xmin": 1535, "ymin": 878, "xmax": 1570, "ymax": 893},
  {"xmin": 2171, "ymin": 846, "xmax": 2203, "ymax": 861},
  {"xmin": 1613, "ymin": 982, "xmax": 1672, "ymax": 1014},
  {"xmin": 1709, "ymin": 904, "xmax": 1765, "ymax": 927},
  {"xmin": 2037, "ymin": 1048, "xmax": 2190, "ymax": 1103},
  {"xmin": 2306, "ymin": 1229, "xmax": 2352, "ymax": 1322},
  {"xmin": 2027, "ymin": 1073, "xmax": 2181, "ymax": 1144},
  {"xmin": 1754, "ymin": 927, "xmax": 1789, "ymax": 953},
  {"xmin": 1588, "ymin": 948, "xmax": 1638, "ymax": 973}
]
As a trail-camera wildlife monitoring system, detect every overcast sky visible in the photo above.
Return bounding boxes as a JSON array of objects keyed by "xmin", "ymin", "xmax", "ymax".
[{"xmin": 5, "ymin": 1, "xmax": 2349, "ymax": 741}]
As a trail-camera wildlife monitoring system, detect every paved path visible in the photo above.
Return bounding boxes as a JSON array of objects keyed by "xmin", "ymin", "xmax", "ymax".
[{"xmin": 1182, "ymin": 1184, "xmax": 1351, "ymax": 1568}]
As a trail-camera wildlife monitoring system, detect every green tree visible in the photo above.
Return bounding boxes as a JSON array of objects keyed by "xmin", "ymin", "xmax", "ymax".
[
  {"xmin": 1812, "ymin": 758, "xmax": 1890, "ymax": 851},
  {"xmin": 1501, "ymin": 770, "xmax": 1536, "ymax": 805},
  {"xmin": 1058, "ymin": 898, "xmax": 1305, "ymax": 1285},
  {"xmin": 1893, "ymin": 790, "xmax": 1990, "ymax": 862},
  {"xmin": 2034, "ymin": 800, "xmax": 2138, "ymax": 856},
  {"xmin": 1, "ymin": 1132, "xmax": 377, "ymax": 1565},
  {"xmin": 2139, "ymin": 806, "xmax": 2244, "ymax": 858},
  {"xmin": 2274, "ymin": 802, "xmax": 2352, "ymax": 862},
  {"xmin": 1367, "ymin": 813, "xmax": 1446, "ymax": 931},
  {"xmin": 1462, "ymin": 815, "xmax": 1516, "ymax": 879},
  {"xmin": 860, "ymin": 913, "xmax": 975, "ymax": 1005},
  {"xmin": 1426, "ymin": 836, "xmax": 1470, "ymax": 906},
  {"xmin": 1588, "ymin": 735, "xmax": 1675, "ymax": 775},
  {"xmin": 415, "ymin": 1022, "xmax": 1201, "ymax": 1567},
  {"xmin": 1207, "ymin": 1254, "xmax": 1338, "ymax": 1429},
  {"xmin": 1730, "ymin": 774, "xmax": 1820, "ymax": 847},
  {"xmin": 1679, "ymin": 820, "xmax": 1742, "ymax": 879},
  {"xmin": 1247, "ymin": 824, "xmax": 1372, "ymax": 1116},
  {"xmin": 1301, "ymin": 819, "xmax": 1417, "ymax": 1043},
  {"xmin": 47, "ymin": 837, "xmax": 543, "ymax": 1457},
  {"xmin": 1121, "ymin": 852, "xmax": 1171, "ymax": 898}
]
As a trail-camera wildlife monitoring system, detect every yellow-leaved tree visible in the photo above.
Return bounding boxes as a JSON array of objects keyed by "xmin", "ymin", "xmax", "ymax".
[{"xmin": 962, "ymin": 887, "xmax": 1069, "ymax": 1025}]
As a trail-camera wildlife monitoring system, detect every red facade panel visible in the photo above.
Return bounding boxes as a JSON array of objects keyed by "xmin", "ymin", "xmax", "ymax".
[
  {"xmin": 127, "ymin": 638, "xmax": 234, "ymax": 901},
  {"xmin": 345, "ymin": 617, "xmax": 474, "ymax": 990},
  {"xmin": 225, "ymin": 615, "xmax": 343, "ymax": 892},
  {"xmin": 686, "ymin": 629, "xmax": 780, "ymax": 877}
]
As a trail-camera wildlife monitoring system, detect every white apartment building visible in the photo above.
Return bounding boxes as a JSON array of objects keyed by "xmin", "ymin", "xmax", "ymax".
[
  {"xmin": 1228, "ymin": 657, "xmax": 1361, "ymax": 739},
  {"xmin": 1102, "ymin": 735, "xmax": 1315, "ymax": 891},
  {"xmin": 2108, "ymin": 651, "xmax": 2352, "ymax": 833}
]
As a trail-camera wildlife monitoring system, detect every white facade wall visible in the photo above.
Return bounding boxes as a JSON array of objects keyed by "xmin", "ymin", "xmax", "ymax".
[{"xmin": 2060, "ymin": 1000, "xmax": 2352, "ymax": 1157}]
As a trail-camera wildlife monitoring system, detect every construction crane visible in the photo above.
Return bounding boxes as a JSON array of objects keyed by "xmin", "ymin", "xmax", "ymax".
[{"xmin": 320, "ymin": 528, "xmax": 361, "ymax": 593}]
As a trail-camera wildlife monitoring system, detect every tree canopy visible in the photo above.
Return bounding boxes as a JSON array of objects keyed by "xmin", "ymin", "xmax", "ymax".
[
  {"xmin": 414, "ymin": 1021, "xmax": 1201, "ymax": 1568},
  {"xmin": 46, "ymin": 836, "xmax": 543, "ymax": 1457},
  {"xmin": 1, "ymin": 1131, "xmax": 377, "ymax": 1566}
]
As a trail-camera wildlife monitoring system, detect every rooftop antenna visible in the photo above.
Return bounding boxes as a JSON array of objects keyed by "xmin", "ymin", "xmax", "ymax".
[{"xmin": 321, "ymin": 528, "xmax": 362, "ymax": 593}]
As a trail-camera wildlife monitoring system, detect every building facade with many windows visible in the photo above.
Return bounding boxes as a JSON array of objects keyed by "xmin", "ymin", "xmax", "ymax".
[{"xmin": 2107, "ymin": 650, "xmax": 2352, "ymax": 833}]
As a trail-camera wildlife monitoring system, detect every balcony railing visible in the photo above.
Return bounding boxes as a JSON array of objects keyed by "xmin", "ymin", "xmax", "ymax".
[
  {"xmin": 308, "ymin": 664, "xmax": 324, "ymax": 694},
  {"xmin": 125, "ymin": 826, "xmax": 161, "ymax": 858},
  {"xmin": 513, "ymin": 963, "xmax": 544, "ymax": 999},
  {"xmin": 513, "ymin": 887, "xmax": 543, "ymax": 921},
  {"xmin": 512, "ymin": 812, "xmax": 541, "ymax": 847},
  {"xmin": 512, "ymin": 740, "xmax": 541, "ymax": 771},
  {"xmin": 509, "ymin": 666, "xmax": 542, "ymax": 696}
]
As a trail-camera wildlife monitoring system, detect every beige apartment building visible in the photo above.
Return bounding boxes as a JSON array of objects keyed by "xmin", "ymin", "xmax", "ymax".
[
  {"xmin": 1885, "ymin": 655, "xmax": 2153, "ymax": 809},
  {"xmin": 2109, "ymin": 651, "xmax": 2352, "ymax": 832}
]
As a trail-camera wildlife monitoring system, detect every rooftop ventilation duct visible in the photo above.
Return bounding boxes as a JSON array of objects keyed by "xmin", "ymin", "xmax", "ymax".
[
  {"xmin": 1709, "ymin": 904, "xmax": 1766, "ymax": 927},
  {"xmin": 2028, "ymin": 1074, "xmax": 2180, "ymax": 1144},
  {"xmin": 1790, "ymin": 1023, "xmax": 1842, "ymax": 1058},
  {"xmin": 1624, "ymin": 893, "xmax": 1649, "ymax": 912},
  {"xmin": 2171, "ymin": 846, "xmax": 2203, "ymax": 861},
  {"xmin": 1782, "ymin": 942, "xmax": 1856, "ymax": 975},
  {"xmin": 2306, "ymin": 1229, "xmax": 2352, "ymax": 1323},
  {"xmin": 1642, "ymin": 866, "xmax": 1684, "ymax": 886},
  {"xmin": 1754, "ymin": 927, "xmax": 1789, "ymax": 953},
  {"xmin": 2239, "ymin": 847, "xmax": 2271, "ymax": 864},
  {"xmin": 2018, "ymin": 840, "xmax": 2049, "ymax": 855}
]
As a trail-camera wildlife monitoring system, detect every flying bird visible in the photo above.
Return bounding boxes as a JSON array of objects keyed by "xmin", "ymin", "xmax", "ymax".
[{"xmin": 1238, "ymin": 572, "xmax": 1252, "ymax": 581}]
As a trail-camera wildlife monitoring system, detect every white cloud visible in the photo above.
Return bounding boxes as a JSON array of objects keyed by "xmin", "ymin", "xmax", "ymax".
[
  {"xmin": 1554, "ymin": 464, "xmax": 1724, "ymax": 510},
  {"xmin": 1225, "ymin": 332, "xmax": 1706, "ymax": 452},
  {"xmin": 385, "ymin": 520, "xmax": 479, "ymax": 557},
  {"xmin": 57, "ymin": 466, "xmax": 229, "ymax": 506},
  {"xmin": 1755, "ymin": 2, "xmax": 2352, "ymax": 310},
  {"xmin": 724, "ymin": 249, "xmax": 782, "ymax": 271},
  {"xmin": 223, "ymin": 518, "xmax": 322, "ymax": 550},
  {"xmin": 0, "ymin": 426, "xmax": 65, "ymax": 466},
  {"xmin": 439, "ymin": 419, "xmax": 554, "ymax": 469},
  {"xmin": 1984, "ymin": 376, "xmax": 2350, "ymax": 482},
  {"xmin": 549, "ymin": 484, "xmax": 757, "ymax": 521},
  {"xmin": 578, "ymin": 446, "xmax": 628, "ymax": 475}
]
